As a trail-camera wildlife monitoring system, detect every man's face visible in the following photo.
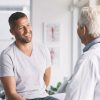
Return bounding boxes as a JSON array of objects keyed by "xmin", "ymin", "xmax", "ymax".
[{"xmin": 11, "ymin": 16, "xmax": 32, "ymax": 43}]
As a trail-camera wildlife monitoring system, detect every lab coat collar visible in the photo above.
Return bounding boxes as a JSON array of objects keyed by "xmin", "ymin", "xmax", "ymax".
[{"xmin": 83, "ymin": 38, "xmax": 100, "ymax": 52}]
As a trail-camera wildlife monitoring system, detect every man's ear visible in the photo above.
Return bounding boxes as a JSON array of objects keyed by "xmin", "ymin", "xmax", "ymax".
[{"xmin": 10, "ymin": 29, "xmax": 14, "ymax": 35}]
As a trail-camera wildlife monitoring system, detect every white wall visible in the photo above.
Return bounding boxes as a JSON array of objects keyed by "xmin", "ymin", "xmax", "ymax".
[
  {"xmin": 32, "ymin": 0, "xmax": 73, "ymax": 86},
  {"xmin": 0, "ymin": 0, "xmax": 29, "ymax": 7}
]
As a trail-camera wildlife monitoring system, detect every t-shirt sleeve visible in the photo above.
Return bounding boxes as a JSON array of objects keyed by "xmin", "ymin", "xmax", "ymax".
[
  {"xmin": 39, "ymin": 44, "xmax": 51, "ymax": 69},
  {"xmin": 0, "ymin": 52, "xmax": 14, "ymax": 77}
]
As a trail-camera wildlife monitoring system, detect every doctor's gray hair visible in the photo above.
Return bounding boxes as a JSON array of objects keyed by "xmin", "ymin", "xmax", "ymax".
[{"xmin": 78, "ymin": 6, "xmax": 100, "ymax": 37}]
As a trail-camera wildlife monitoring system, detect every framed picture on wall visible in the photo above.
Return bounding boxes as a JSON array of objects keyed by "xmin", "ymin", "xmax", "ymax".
[
  {"xmin": 43, "ymin": 23, "xmax": 61, "ymax": 68},
  {"xmin": 49, "ymin": 46, "xmax": 60, "ymax": 67},
  {"xmin": 43, "ymin": 23, "xmax": 60, "ymax": 45}
]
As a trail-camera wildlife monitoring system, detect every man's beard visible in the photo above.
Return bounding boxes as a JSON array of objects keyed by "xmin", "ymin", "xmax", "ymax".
[{"xmin": 15, "ymin": 32, "xmax": 32, "ymax": 43}]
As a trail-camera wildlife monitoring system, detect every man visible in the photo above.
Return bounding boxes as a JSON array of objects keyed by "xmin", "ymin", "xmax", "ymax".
[
  {"xmin": 0, "ymin": 12, "xmax": 58, "ymax": 100},
  {"xmin": 65, "ymin": 6, "xmax": 100, "ymax": 100}
]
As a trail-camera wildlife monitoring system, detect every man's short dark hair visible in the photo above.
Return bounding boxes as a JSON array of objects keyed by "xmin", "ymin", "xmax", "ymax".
[{"xmin": 8, "ymin": 12, "xmax": 27, "ymax": 28}]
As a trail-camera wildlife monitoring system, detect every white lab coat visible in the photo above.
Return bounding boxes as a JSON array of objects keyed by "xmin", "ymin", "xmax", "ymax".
[{"xmin": 64, "ymin": 43, "xmax": 100, "ymax": 100}]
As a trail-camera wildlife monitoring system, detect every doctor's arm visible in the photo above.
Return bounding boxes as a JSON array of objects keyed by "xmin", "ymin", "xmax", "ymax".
[
  {"xmin": 65, "ymin": 57, "xmax": 97, "ymax": 100},
  {"xmin": 1, "ymin": 76, "xmax": 24, "ymax": 100}
]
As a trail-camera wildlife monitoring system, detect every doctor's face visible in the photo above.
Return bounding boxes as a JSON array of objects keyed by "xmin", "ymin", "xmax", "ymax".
[
  {"xmin": 77, "ymin": 23, "xmax": 85, "ymax": 44},
  {"xmin": 11, "ymin": 16, "xmax": 32, "ymax": 43}
]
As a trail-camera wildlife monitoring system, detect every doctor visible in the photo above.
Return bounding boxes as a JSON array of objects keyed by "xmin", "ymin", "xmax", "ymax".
[{"xmin": 65, "ymin": 6, "xmax": 100, "ymax": 100}]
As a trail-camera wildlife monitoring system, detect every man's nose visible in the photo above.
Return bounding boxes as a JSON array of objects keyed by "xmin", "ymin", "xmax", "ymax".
[{"xmin": 25, "ymin": 27, "xmax": 30, "ymax": 33}]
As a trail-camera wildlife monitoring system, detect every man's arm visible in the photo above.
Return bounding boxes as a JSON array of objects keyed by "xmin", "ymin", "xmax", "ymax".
[
  {"xmin": 43, "ymin": 67, "xmax": 51, "ymax": 87},
  {"xmin": 1, "ymin": 76, "xmax": 24, "ymax": 100}
]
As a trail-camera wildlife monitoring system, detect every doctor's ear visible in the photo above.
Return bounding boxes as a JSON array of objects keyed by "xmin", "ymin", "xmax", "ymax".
[{"xmin": 81, "ymin": 25, "xmax": 88, "ymax": 36}]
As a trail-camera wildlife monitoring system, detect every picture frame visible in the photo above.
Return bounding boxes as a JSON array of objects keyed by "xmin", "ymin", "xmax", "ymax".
[
  {"xmin": 43, "ymin": 23, "xmax": 60, "ymax": 45},
  {"xmin": 49, "ymin": 46, "xmax": 60, "ymax": 67},
  {"xmin": 43, "ymin": 23, "xmax": 61, "ymax": 68}
]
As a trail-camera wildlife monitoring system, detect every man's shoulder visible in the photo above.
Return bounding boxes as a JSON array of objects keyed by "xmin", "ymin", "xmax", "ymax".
[
  {"xmin": 33, "ymin": 42, "xmax": 49, "ymax": 57},
  {"xmin": 33, "ymin": 41, "xmax": 47, "ymax": 50},
  {"xmin": 1, "ymin": 42, "xmax": 15, "ymax": 56}
]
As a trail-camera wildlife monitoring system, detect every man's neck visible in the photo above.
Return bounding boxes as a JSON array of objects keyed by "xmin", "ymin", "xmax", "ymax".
[{"xmin": 15, "ymin": 41, "xmax": 33, "ymax": 56}]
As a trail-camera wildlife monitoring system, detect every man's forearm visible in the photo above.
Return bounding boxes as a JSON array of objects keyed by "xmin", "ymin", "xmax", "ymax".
[{"xmin": 7, "ymin": 93, "xmax": 24, "ymax": 100}]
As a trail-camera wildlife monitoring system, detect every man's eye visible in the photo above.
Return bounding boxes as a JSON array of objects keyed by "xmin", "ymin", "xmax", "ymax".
[{"xmin": 18, "ymin": 27, "xmax": 24, "ymax": 30}]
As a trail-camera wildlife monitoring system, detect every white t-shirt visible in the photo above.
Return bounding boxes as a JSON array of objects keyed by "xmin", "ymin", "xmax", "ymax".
[{"xmin": 0, "ymin": 42, "xmax": 51, "ymax": 99}]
